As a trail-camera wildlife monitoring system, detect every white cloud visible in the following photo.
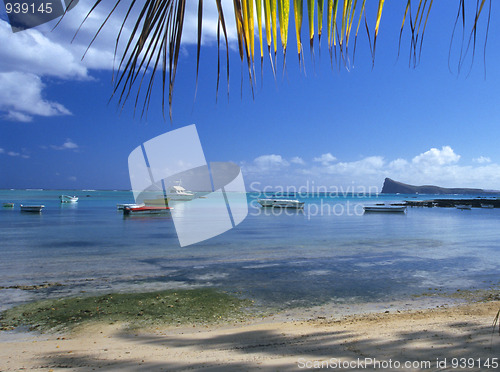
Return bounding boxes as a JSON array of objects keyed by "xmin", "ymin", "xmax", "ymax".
[
  {"xmin": 50, "ymin": 139, "xmax": 79, "ymax": 151},
  {"xmin": 290, "ymin": 156, "xmax": 305, "ymax": 165},
  {"xmin": 253, "ymin": 154, "xmax": 289, "ymax": 170},
  {"xmin": 4, "ymin": 149, "xmax": 29, "ymax": 158},
  {"xmin": 242, "ymin": 146, "xmax": 500, "ymax": 190},
  {"xmin": 0, "ymin": 72, "xmax": 71, "ymax": 122},
  {"xmin": 388, "ymin": 158, "xmax": 408, "ymax": 170},
  {"xmin": 313, "ymin": 153, "xmax": 337, "ymax": 166},
  {"xmin": 0, "ymin": 0, "xmax": 242, "ymax": 122},
  {"xmin": 4, "ymin": 111, "xmax": 33, "ymax": 122},
  {"xmin": 0, "ymin": 148, "xmax": 29, "ymax": 158},
  {"xmin": 324, "ymin": 156, "xmax": 385, "ymax": 176},
  {"xmin": 0, "ymin": 20, "xmax": 88, "ymax": 79},
  {"xmin": 0, "ymin": 1, "xmax": 239, "ymax": 121},
  {"xmin": 473, "ymin": 156, "xmax": 491, "ymax": 164},
  {"xmin": 412, "ymin": 146, "xmax": 460, "ymax": 166}
]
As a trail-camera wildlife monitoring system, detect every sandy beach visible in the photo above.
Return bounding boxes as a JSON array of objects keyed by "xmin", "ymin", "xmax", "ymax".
[{"xmin": 1, "ymin": 300, "xmax": 498, "ymax": 371}]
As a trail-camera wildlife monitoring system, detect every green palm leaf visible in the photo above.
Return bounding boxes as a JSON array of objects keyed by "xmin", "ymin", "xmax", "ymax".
[
  {"xmin": 293, "ymin": 0, "xmax": 303, "ymax": 61},
  {"xmin": 278, "ymin": 0, "xmax": 290, "ymax": 60},
  {"xmin": 78, "ymin": 0, "xmax": 493, "ymax": 119},
  {"xmin": 317, "ymin": 0, "xmax": 324, "ymax": 45},
  {"xmin": 307, "ymin": 0, "xmax": 315, "ymax": 51}
]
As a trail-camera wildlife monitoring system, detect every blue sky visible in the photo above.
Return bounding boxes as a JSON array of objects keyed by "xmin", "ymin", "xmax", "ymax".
[{"xmin": 1, "ymin": 1, "xmax": 500, "ymax": 191}]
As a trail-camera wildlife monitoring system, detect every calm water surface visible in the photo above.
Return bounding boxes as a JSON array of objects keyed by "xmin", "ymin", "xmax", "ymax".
[{"xmin": 1, "ymin": 189, "xmax": 499, "ymax": 311}]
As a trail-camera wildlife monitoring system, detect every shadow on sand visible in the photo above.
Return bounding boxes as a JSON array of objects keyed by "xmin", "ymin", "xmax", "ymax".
[{"xmin": 37, "ymin": 316, "xmax": 499, "ymax": 371}]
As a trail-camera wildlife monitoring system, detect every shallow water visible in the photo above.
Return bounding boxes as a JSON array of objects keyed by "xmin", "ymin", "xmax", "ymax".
[{"xmin": 1, "ymin": 189, "xmax": 499, "ymax": 311}]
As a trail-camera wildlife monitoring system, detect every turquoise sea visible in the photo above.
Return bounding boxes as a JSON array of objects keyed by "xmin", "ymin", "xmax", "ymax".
[{"xmin": 1, "ymin": 189, "xmax": 500, "ymax": 312}]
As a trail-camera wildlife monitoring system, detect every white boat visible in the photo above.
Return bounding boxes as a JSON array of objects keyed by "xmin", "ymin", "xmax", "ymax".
[
  {"xmin": 363, "ymin": 205, "xmax": 407, "ymax": 213},
  {"xmin": 480, "ymin": 204, "xmax": 494, "ymax": 208},
  {"xmin": 20, "ymin": 205, "xmax": 44, "ymax": 213},
  {"xmin": 456, "ymin": 204, "xmax": 472, "ymax": 210},
  {"xmin": 168, "ymin": 183, "xmax": 195, "ymax": 201},
  {"xmin": 117, "ymin": 203, "xmax": 144, "ymax": 210},
  {"xmin": 257, "ymin": 198, "xmax": 305, "ymax": 209},
  {"xmin": 143, "ymin": 183, "xmax": 196, "ymax": 205},
  {"xmin": 59, "ymin": 195, "xmax": 78, "ymax": 203}
]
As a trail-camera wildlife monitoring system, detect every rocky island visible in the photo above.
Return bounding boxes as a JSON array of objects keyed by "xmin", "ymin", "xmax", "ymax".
[
  {"xmin": 381, "ymin": 178, "xmax": 500, "ymax": 208},
  {"xmin": 381, "ymin": 178, "xmax": 498, "ymax": 195}
]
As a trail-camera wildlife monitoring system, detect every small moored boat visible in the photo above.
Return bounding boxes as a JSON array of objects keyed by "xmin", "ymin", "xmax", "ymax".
[
  {"xmin": 59, "ymin": 195, "xmax": 78, "ymax": 203},
  {"xmin": 480, "ymin": 204, "xmax": 494, "ymax": 209},
  {"xmin": 20, "ymin": 205, "xmax": 44, "ymax": 213},
  {"xmin": 456, "ymin": 204, "xmax": 472, "ymax": 210},
  {"xmin": 363, "ymin": 205, "xmax": 407, "ymax": 213},
  {"xmin": 123, "ymin": 205, "xmax": 172, "ymax": 215},
  {"xmin": 3, "ymin": 203, "xmax": 14, "ymax": 208},
  {"xmin": 117, "ymin": 203, "xmax": 144, "ymax": 210},
  {"xmin": 257, "ymin": 198, "xmax": 305, "ymax": 209},
  {"xmin": 168, "ymin": 184, "xmax": 195, "ymax": 201}
]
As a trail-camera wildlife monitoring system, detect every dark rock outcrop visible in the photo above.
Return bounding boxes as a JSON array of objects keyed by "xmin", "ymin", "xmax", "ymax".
[{"xmin": 381, "ymin": 178, "xmax": 497, "ymax": 194}]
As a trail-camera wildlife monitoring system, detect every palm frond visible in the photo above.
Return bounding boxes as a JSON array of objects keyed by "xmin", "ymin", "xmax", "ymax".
[
  {"xmin": 293, "ymin": 0, "xmax": 304, "ymax": 63},
  {"xmin": 263, "ymin": 0, "xmax": 276, "ymax": 77},
  {"xmin": 79, "ymin": 0, "xmax": 494, "ymax": 119},
  {"xmin": 352, "ymin": 0, "xmax": 366, "ymax": 66},
  {"xmin": 215, "ymin": 0, "xmax": 230, "ymax": 101},
  {"xmin": 398, "ymin": 0, "xmax": 433, "ymax": 68},
  {"xmin": 233, "ymin": 0, "xmax": 255, "ymax": 96},
  {"xmin": 194, "ymin": 0, "xmax": 203, "ymax": 100},
  {"xmin": 256, "ymin": 0, "xmax": 264, "ymax": 61},
  {"xmin": 372, "ymin": 0, "xmax": 385, "ymax": 66},
  {"xmin": 278, "ymin": 0, "xmax": 290, "ymax": 69},
  {"xmin": 398, "ymin": 0, "xmax": 411, "ymax": 60},
  {"xmin": 327, "ymin": 0, "xmax": 339, "ymax": 63},
  {"xmin": 271, "ymin": 0, "xmax": 278, "ymax": 62},
  {"xmin": 317, "ymin": 0, "xmax": 324, "ymax": 48},
  {"xmin": 307, "ymin": 0, "xmax": 315, "ymax": 52}
]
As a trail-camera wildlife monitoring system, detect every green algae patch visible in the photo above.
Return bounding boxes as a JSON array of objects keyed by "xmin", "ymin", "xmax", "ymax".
[{"xmin": 0, "ymin": 288, "xmax": 253, "ymax": 332}]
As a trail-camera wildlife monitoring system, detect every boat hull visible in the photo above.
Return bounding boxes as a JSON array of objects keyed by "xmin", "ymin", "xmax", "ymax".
[
  {"xmin": 60, "ymin": 195, "xmax": 78, "ymax": 203},
  {"xmin": 123, "ymin": 205, "xmax": 172, "ymax": 215},
  {"xmin": 20, "ymin": 205, "xmax": 44, "ymax": 213},
  {"xmin": 480, "ymin": 204, "xmax": 494, "ymax": 209},
  {"xmin": 168, "ymin": 193, "xmax": 195, "ymax": 201},
  {"xmin": 364, "ymin": 206, "xmax": 407, "ymax": 213},
  {"xmin": 117, "ymin": 203, "xmax": 144, "ymax": 210},
  {"xmin": 257, "ymin": 199, "xmax": 305, "ymax": 209}
]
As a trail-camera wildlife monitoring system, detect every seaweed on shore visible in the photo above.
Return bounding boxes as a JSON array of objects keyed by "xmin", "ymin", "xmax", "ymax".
[{"xmin": 0, "ymin": 288, "xmax": 253, "ymax": 332}]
